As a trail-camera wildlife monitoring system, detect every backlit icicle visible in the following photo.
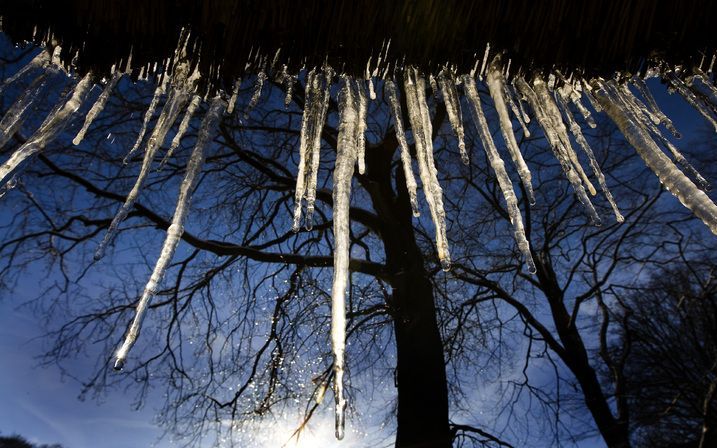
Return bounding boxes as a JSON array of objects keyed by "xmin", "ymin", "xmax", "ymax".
[
  {"xmin": 356, "ymin": 79, "xmax": 368, "ymax": 175},
  {"xmin": 73, "ymin": 73, "xmax": 122, "ymax": 145},
  {"xmin": 503, "ymin": 83, "xmax": 531, "ymax": 137},
  {"xmin": 124, "ymin": 80, "xmax": 166, "ymax": 163},
  {"xmin": 516, "ymin": 77, "xmax": 601, "ymax": 224},
  {"xmin": 0, "ymin": 49, "xmax": 50, "ymax": 95},
  {"xmin": 463, "ymin": 75, "xmax": 536, "ymax": 273},
  {"xmin": 284, "ymin": 73, "xmax": 295, "ymax": 107},
  {"xmin": 690, "ymin": 68, "xmax": 717, "ymax": 108},
  {"xmin": 114, "ymin": 97, "xmax": 226, "ymax": 371},
  {"xmin": 594, "ymin": 80, "xmax": 717, "ymax": 235},
  {"xmin": 485, "ymin": 57, "xmax": 535, "ymax": 204},
  {"xmin": 161, "ymin": 94, "xmax": 202, "ymax": 168},
  {"xmin": 404, "ymin": 68, "xmax": 451, "ymax": 270},
  {"xmin": 95, "ymin": 89, "xmax": 190, "ymax": 260},
  {"xmin": 556, "ymin": 88, "xmax": 624, "ymax": 222},
  {"xmin": 631, "ymin": 77, "xmax": 680, "ymax": 138},
  {"xmin": 668, "ymin": 73, "xmax": 717, "ymax": 133},
  {"xmin": 437, "ymin": 70, "xmax": 468, "ymax": 165},
  {"xmin": 562, "ymin": 82, "xmax": 597, "ymax": 129},
  {"xmin": 386, "ymin": 80, "xmax": 420, "ymax": 216},
  {"xmin": 0, "ymin": 73, "xmax": 93, "ymax": 185},
  {"xmin": 226, "ymin": 78, "xmax": 242, "ymax": 115},
  {"xmin": 330, "ymin": 77, "xmax": 359, "ymax": 441},
  {"xmin": 0, "ymin": 70, "xmax": 50, "ymax": 149},
  {"xmin": 244, "ymin": 70, "xmax": 266, "ymax": 118},
  {"xmin": 616, "ymin": 84, "xmax": 710, "ymax": 192}
]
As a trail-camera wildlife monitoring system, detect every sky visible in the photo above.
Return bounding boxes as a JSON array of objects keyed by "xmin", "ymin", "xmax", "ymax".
[{"xmin": 0, "ymin": 32, "xmax": 715, "ymax": 448}]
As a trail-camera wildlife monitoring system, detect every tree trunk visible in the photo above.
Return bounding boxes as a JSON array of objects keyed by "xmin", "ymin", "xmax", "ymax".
[{"xmin": 361, "ymin": 141, "xmax": 452, "ymax": 447}]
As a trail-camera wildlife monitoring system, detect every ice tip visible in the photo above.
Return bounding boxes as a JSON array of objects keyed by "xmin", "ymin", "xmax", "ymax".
[
  {"xmin": 113, "ymin": 357, "xmax": 125, "ymax": 371},
  {"xmin": 440, "ymin": 258, "xmax": 451, "ymax": 272}
]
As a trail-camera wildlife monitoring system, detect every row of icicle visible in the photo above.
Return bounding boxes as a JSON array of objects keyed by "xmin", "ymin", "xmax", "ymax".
[{"xmin": 2, "ymin": 36, "xmax": 717, "ymax": 440}]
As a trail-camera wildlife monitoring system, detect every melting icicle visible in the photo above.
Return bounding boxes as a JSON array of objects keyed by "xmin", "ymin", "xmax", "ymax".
[
  {"xmin": 0, "ymin": 70, "xmax": 51, "ymax": 150},
  {"xmin": 368, "ymin": 78, "xmax": 376, "ymax": 100},
  {"xmin": 515, "ymin": 77, "xmax": 601, "ymax": 225},
  {"xmin": 124, "ymin": 80, "xmax": 166, "ymax": 163},
  {"xmin": 114, "ymin": 97, "xmax": 226, "ymax": 371},
  {"xmin": 330, "ymin": 77, "xmax": 359, "ymax": 441},
  {"xmin": 356, "ymin": 80, "xmax": 368, "ymax": 175},
  {"xmin": 668, "ymin": 73, "xmax": 717, "ymax": 133},
  {"xmin": 593, "ymin": 80, "xmax": 717, "ymax": 235},
  {"xmin": 556, "ymin": 88, "xmax": 624, "ymax": 222},
  {"xmin": 95, "ymin": 89, "xmax": 190, "ymax": 260},
  {"xmin": 73, "ymin": 73, "xmax": 122, "ymax": 146},
  {"xmin": 0, "ymin": 49, "xmax": 50, "ymax": 96},
  {"xmin": 0, "ymin": 175, "xmax": 18, "ymax": 199},
  {"xmin": 404, "ymin": 68, "xmax": 451, "ymax": 270},
  {"xmin": 386, "ymin": 80, "xmax": 420, "ymax": 216},
  {"xmin": 463, "ymin": 75, "xmax": 536, "ymax": 273},
  {"xmin": 244, "ymin": 71, "xmax": 266, "ymax": 118},
  {"xmin": 437, "ymin": 69, "xmax": 468, "ymax": 165},
  {"xmin": 503, "ymin": 83, "xmax": 531, "ymax": 137},
  {"xmin": 560, "ymin": 82, "xmax": 597, "ymax": 129},
  {"xmin": 688, "ymin": 68, "xmax": 717, "ymax": 109},
  {"xmin": 226, "ymin": 78, "xmax": 242, "ymax": 115},
  {"xmin": 284, "ymin": 74, "xmax": 295, "ymax": 108},
  {"xmin": 0, "ymin": 73, "xmax": 93, "ymax": 185},
  {"xmin": 485, "ymin": 57, "xmax": 535, "ymax": 204},
  {"xmin": 161, "ymin": 94, "xmax": 202, "ymax": 168}
]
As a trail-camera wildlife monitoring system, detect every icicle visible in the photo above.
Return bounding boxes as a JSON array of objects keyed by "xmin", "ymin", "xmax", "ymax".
[
  {"xmin": 161, "ymin": 94, "xmax": 202, "ymax": 168},
  {"xmin": 511, "ymin": 83, "xmax": 532, "ymax": 123},
  {"xmin": 124, "ymin": 80, "xmax": 166, "ymax": 163},
  {"xmin": 593, "ymin": 80, "xmax": 717, "ymax": 235},
  {"xmin": 503, "ymin": 83, "xmax": 531, "ymax": 137},
  {"xmin": 581, "ymin": 80, "xmax": 603, "ymax": 113},
  {"xmin": 463, "ymin": 75, "xmax": 536, "ymax": 273},
  {"xmin": 114, "ymin": 96, "xmax": 226, "ymax": 371},
  {"xmin": 95, "ymin": 89, "xmax": 190, "ymax": 260},
  {"xmin": 556, "ymin": 88, "xmax": 624, "ymax": 222},
  {"xmin": 617, "ymin": 83, "xmax": 710, "ymax": 191},
  {"xmin": 386, "ymin": 80, "xmax": 420, "ymax": 216},
  {"xmin": 429, "ymin": 74, "xmax": 440, "ymax": 100},
  {"xmin": 689, "ymin": 68, "xmax": 717, "ymax": 109},
  {"xmin": 515, "ymin": 77, "xmax": 601, "ymax": 225},
  {"xmin": 0, "ymin": 175, "xmax": 18, "ymax": 199},
  {"xmin": 0, "ymin": 70, "xmax": 50, "ymax": 149},
  {"xmin": 485, "ymin": 56, "xmax": 535, "ymax": 204},
  {"xmin": 437, "ymin": 69, "xmax": 469, "ymax": 165},
  {"xmin": 479, "ymin": 43, "xmax": 490, "ymax": 80},
  {"xmin": 0, "ymin": 73, "xmax": 93, "ymax": 185},
  {"xmin": 404, "ymin": 68, "xmax": 451, "ymax": 270},
  {"xmin": 0, "ymin": 49, "xmax": 50, "ymax": 96},
  {"xmin": 368, "ymin": 78, "xmax": 376, "ymax": 100},
  {"xmin": 356, "ymin": 79, "xmax": 368, "ymax": 175},
  {"xmin": 284, "ymin": 73, "xmax": 295, "ymax": 108},
  {"xmin": 244, "ymin": 71, "xmax": 266, "ymax": 118},
  {"xmin": 330, "ymin": 77, "xmax": 359, "ymax": 441},
  {"xmin": 561, "ymin": 82, "xmax": 597, "ymax": 129},
  {"xmin": 72, "ymin": 73, "xmax": 121, "ymax": 146},
  {"xmin": 226, "ymin": 78, "xmax": 242, "ymax": 115},
  {"xmin": 668, "ymin": 73, "xmax": 717, "ymax": 133}
]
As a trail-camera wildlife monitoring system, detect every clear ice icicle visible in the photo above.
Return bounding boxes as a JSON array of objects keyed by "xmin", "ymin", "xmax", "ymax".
[
  {"xmin": 437, "ymin": 70, "xmax": 468, "ymax": 165},
  {"xmin": 0, "ymin": 70, "xmax": 50, "ymax": 150},
  {"xmin": 95, "ymin": 89, "xmax": 190, "ymax": 260},
  {"xmin": 485, "ymin": 56, "xmax": 535, "ymax": 204},
  {"xmin": 73, "ymin": 73, "xmax": 122, "ymax": 146},
  {"xmin": 161, "ymin": 94, "xmax": 202, "ymax": 168},
  {"xmin": 244, "ymin": 71, "xmax": 266, "ymax": 118},
  {"xmin": 463, "ymin": 75, "xmax": 536, "ymax": 273},
  {"xmin": 404, "ymin": 68, "xmax": 450, "ymax": 270},
  {"xmin": 668, "ymin": 73, "xmax": 717, "ymax": 133},
  {"xmin": 515, "ymin": 77, "xmax": 601, "ymax": 225},
  {"xmin": 330, "ymin": 77, "xmax": 359, "ymax": 441},
  {"xmin": 124, "ymin": 81, "xmax": 166, "ymax": 163},
  {"xmin": 386, "ymin": 80, "xmax": 420, "ymax": 216},
  {"xmin": 356, "ymin": 79, "xmax": 368, "ymax": 175},
  {"xmin": 503, "ymin": 83, "xmax": 531, "ymax": 137},
  {"xmin": 594, "ymin": 80, "xmax": 717, "ymax": 235},
  {"xmin": 226, "ymin": 78, "xmax": 242, "ymax": 115},
  {"xmin": 0, "ymin": 73, "xmax": 93, "ymax": 185},
  {"xmin": 0, "ymin": 49, "xmax": 50, "ymax": 96},
  {"xmin": 114, "ymin": 97, "xmax": 226, "ymax": 371},
  {"xmin": 556, "ymin": 88, "xmax": 624, "ymax": 222}
]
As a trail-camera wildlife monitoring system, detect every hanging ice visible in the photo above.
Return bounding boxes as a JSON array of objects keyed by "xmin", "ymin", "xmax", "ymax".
[
  {"xmin": 593, "ymin": 79, "xmax": 717, "ymax": 235},
  {"xmin": 356, "ymin": 79, "xmax": 369, "ymax": 175},
  {"xmin": 404, "ymin": 68, "xmax": 450, "ymax": 270},
  {"xmin": 124, "ymin": 80, "xmax": 166, "ymax": 163},
  {"xmin": 463, "ymin": 75, "xmax": 536, "ymax": 273},
  {"xmin": 386, "ymin": 80, "xmax": 420, "ymax": 216},
  {"xmin": 630, "ymin": 77, "xmax": 680, "ymax": 137},
  {"xmin": 556, "ymin": 86, "xmax": 624, "ymax": 222},
  {"xmin": 561, "ymin": 81, "xmax": 597, "ymax": 129},
  {"xmin": 668, "ymin": 73, "xmax": 717, "ymax": 133},
  {"xmin": 0, "ymin": 72, "xmax": 93, "ymax": 185},
  {"xmin": 95, "ymin": 89, "xmax": 190, "ymax": 260},
  {"xmin": 485, "ymin": 56, "xmax": 535, "ymax": 204},
  {"xmin": 244, "ymin": 70, "xmax": 266, "ymax": 118},
  {"xmin": 437, "ymin": 69, "xmax": 469, "ymax": 165},
  {"xmin": 226, "ymin": 78, "xmax": 242, "ymax": 115},
  {"xmin": 72, "ymin": 73, "xmax": 122, "ymax": 146},
  {"xmin": 503, "ymin": 83, "xmax": 531, "ymax": 138},
  {"xmin": 161, "ymin": 94, "xmax": 202, "ymax": 168},
  {"xmin": 0, "ymin": 70, "xmax": 51, "ymax": 149},
  {"xmin": 330, "ymin": 76, "xmax": 359, "ymax": 441},
  {"xmin": 284, "ymin": 73, "xmax": 295, "ymax": 108},
  {"xmin": 515, "ymin": 77, "xmax": 601, "ymax": 224},
  {"xmin": 689, "ymin": 68, "xmax": 717, "ymax": 108},
  {"xmin": 0, "ymin": 49, "xmax": 50, "ymax": 96}
]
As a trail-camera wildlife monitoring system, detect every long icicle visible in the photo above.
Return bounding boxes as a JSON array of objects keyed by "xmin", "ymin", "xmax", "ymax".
[
  {"xmin": 124, "ymin": 79, "xmax": 166, "ymax": 163},
  {"xmin": 668, "ymin": 73, "xmax": 717, "ymax": 133},
  {"xmin": 593, "ymin": 79, "xmax": 717, "ymax": 235},
  {"xmin": 95, "ymin": 89, "xmax": 189, "ymax": 260},
  {"xmin": 463, "ymin": 75, "xmax": 536, "ymax": 273},
  {"xmin": 630, "ymin": 77, "xmax": 681, "ymax": 137},
  {"xmin": 331, "ymin": 76, "xmax": 359, "ymax": 441},
  {"xmin": 0, "ymin": 72, "xmax": 93, "ymax": 185},
  {"xmin": 72, "ymin": 73, "xmax": 122, "ymax": 145},
  {"xmin": 386, "ymin": 80, "xmax": 420, "ymax": 216},
  {"xmin": 515, "ymin": 77, "xmax": 601, "ymax": 224},
  {"xmin": 0, "ymin": 70, "xmax": 51, "ymax": 149},
  {"xmin": 485, "ymin": 56, "xmax": 535, "ymax": 204},
  {"xmin": 291, "ymin": 69, "xmax": 319, "ymax": 232},
  {"xmin": 161, "ymin": 94, "xmax": 202, "ymax": 168},
  {"xmin": 0, "ymin": 49, "xmax": 50, "ymax": 96},
  {"xmin": 503, "ymin": 83, "xmax": 531, "ymax": 138},
  {"xmin": 114, "ymin": 97, "xmax": 226, "ymax": 370},
  {"xmin": 404, "ymin": 68, "xmax": 450, "ymax": 270},
  {"xmin": 556, "ymin": 87, "xmax": 624, "ymax": 222},
  {"xmin": 437, "ymin": 69, "xmax": 469, "ymax": 164},
  {"xmin": 355, "ymin": 79, "xmax": 368, "ymax": 175}
]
